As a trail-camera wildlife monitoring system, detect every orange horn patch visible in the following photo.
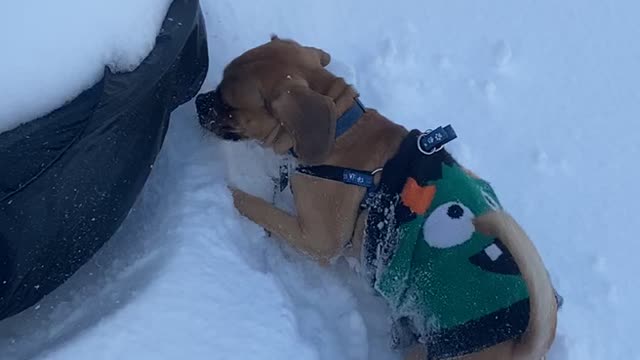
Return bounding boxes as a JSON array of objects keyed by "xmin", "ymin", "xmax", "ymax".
[{"xmin": 401, "ymin": 178, "xmax": 436, "ymax": 215}]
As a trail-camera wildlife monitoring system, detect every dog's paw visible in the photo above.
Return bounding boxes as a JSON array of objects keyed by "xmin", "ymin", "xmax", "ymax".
[
  {"xmin": 228, "ymin": 186, "xmax": 246, "ymax": 209},
  {"xmin": 228, "ymin": 186, "xmax": 263, "ymax": 218}
]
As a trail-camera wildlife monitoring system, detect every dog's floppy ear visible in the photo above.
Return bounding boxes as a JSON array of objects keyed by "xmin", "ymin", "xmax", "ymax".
[{"xmin": 270, "ymin": 80, "xmax": 337, "ymax": 164}]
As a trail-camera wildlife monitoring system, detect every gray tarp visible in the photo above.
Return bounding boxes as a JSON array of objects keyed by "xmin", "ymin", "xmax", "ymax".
[{"xmin": 0, "ymin": 0, "xmax": 209, "ymax": 320}]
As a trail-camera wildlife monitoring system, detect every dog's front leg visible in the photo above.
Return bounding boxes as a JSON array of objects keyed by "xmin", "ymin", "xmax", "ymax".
[{"xmin": 230, "ymin": 187, "xmax": 339, "ymax": 263}]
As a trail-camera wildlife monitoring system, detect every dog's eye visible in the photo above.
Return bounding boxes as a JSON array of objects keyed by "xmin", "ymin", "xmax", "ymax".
[{"xmin": 422, "ymin": 201, "xmax": 475, "ymax": 248}]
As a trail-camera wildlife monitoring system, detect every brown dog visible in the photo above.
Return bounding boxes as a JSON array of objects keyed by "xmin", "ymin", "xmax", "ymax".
[{"xmin": 196, "ymin": 36, "xmax": 558, "ymax": 360}]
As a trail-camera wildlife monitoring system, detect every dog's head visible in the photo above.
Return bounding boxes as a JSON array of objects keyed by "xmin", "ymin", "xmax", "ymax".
[{"xmin": 196, "ymin": 36, "xmax": 339, "ymax": 164}]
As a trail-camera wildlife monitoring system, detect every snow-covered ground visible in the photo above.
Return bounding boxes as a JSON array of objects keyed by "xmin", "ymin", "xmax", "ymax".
[{"xmin": 1, "ymin": 0, "xmax": 639, "ymax": 359}]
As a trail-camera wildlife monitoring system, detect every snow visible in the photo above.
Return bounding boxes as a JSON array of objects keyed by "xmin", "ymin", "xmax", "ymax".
[
  {"xmin": 0, "ymin": 0, "xmax": 173, "ymax": 134},
  {"xmin": 1, "ymin": 0, "xmax": 639, "ymax": 359}
]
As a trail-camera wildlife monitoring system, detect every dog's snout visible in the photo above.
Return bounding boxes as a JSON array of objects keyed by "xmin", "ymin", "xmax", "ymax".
[
  {"xmin": 195, "ymin": 90, "xmax": 244, "ymax": 141},
  {"xmin": 195, "ymin": 92, "xmax": 210, "ymax": 115},
  {"xmin": 196, "ymin": 90, "xmax": 229, "ymax": 131},
  {"xmin": 195, "ymin": 91, "xmax": 219, "ymax": 112}
]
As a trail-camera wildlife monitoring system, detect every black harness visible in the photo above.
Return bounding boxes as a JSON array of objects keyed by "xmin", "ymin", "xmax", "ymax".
[{"xmin": 290, "ymin": 98, "xmax": 457, "ymax": 208}]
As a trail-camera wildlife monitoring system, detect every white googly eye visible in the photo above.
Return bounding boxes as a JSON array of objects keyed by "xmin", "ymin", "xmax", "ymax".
[{"xmin": 423, "ymin": 202, "xmax": 475, "ymax": 248}]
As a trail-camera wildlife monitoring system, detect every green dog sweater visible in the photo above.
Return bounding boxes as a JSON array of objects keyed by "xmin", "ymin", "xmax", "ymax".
[{"xmin": 362, "ymin": 130, "xmax": 530, "ymax": 359}]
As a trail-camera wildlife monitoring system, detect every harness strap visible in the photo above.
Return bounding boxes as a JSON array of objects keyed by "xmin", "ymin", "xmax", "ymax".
[
  {"xmin": 297, "ymin": 165, "xmax": 375, "ymax": 188},
  {"xmin": 290, "ymin": 98, "xmax": 366, "ymax": 158},
  {"xmin": 285, "ymin": 97, "xmax": 373, "ymax": 193},
  {"xmin": 335, "ymin": 98, "xmax": 366, "ymax": 138},
  {"xmin": 295, "ymin": 164, "xmax": 380, "ymax": 209},
  {"xmin": 295, "ymin": 125, "xmax": 457, "ymax": 188}
]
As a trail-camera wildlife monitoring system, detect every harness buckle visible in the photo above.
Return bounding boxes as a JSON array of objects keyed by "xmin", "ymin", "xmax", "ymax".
[{"xmin": 417, "ymin": 125, "xmax": 457, "ymax": 155}]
